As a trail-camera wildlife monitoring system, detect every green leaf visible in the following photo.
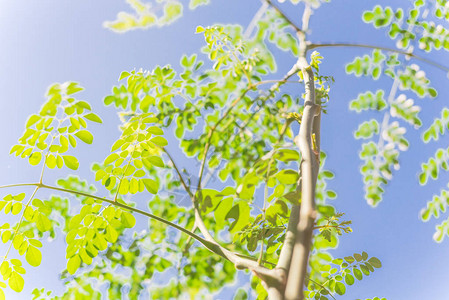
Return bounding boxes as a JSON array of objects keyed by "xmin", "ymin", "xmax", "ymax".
[
  {"xmin": 190, "ymin": 0, "xmax": 209, "ymax": 9},
  {"xmin": 29, "ymin": 152, "xmax": 42, "ymax": 166},
  {"xmin": 345, "ymin": 274, "xmax": 355, "ymax": 285},
  {"xmin": 225, "ymin": 202, "xmax": 250, "ymax": 233},
  {"xmin": 67, "ymin": 254, "xmax": 81, "ymax": 275},
  {"xmin": 105, "ymin": 225, "xmax": 118, "ymax": 243},
  {"xmin": 354, "ymin": 253, "xmax": 363, "ymax": 262},
  {"xmin": 34, "ymin": 212, "xmax": 52, "ymax": 232},
  {"xmin": 26, "ymin": 115, "xmax": 41, "ymax": 128},
  {"xmin": 8, "ymin": 272, "xmax": 24, "ymax": 292},
  {"xmin": 344, "ymin": 256, "xmax": 355, "ymax": 263},
  {"xmin": 275, "ymin": 169, "xmax": 298, "ymax": 184},
  {"xmin": 62, "ymin": 155, "xmax": 79, "ymax": 170},
  {"xmin": 11, "ymin": 203, "xmax": 22, "ymax": 215},
  {"xmin": 428, "ymin": 88, "xmax": 437, "ymax": 98},
  {"xmin": 362, "ymin": 11, "xmax": 374, "ymax": 22},
  {"xmin": 75, "ymin": 130, "xmax": 93, "ymax": 144},
  {"xmin": 362, "ymin": 251, "xmax": 369, "ymax": 260},
  {"xmin": 335, "ymin": 282, "xmax": 346, "ymax": 295},
  {"xmin": 10, "ymin": 259, "xmax": 20, "ymax": 267},
  {"xmin": 119, "ymin": 71, "xmax": 130, "ymax": 81},
  {"xmin": 368, "ymin": 257, "xmax": 382, "ymax": 268},
  {"xmin": 146, "ymin": 156, "xmax": 164, "ymax": 168},
  {"xmin": 360, "ymin": 264, "xmax": 370, "ymax": 275},
  {"xmin": 147, "ymin": 126, "xmax": 164, "ymax": 135},
  {"xmin": 354, "ymin": 268, "xmax": 363, "ymax": 280},
  {"xmin": 142, "ymin": 179, "xmax": 158, "ymax": 194},
  {"xmin": 2, "ymin": 231, "xmax": 11, "ymax": 243},
  {"xmin": 195, "ymin": 26, "xmax": 205, "ymax": 33},
  {"xmin": 121, "ymin": 211, "xmax": 136, "ymax": 228},
  {"xmin": 326, "ymin": 190, "xmax": 337, "ymax": 199},
  {"xmin": 150, "ymin": 136, "xmax": 168, "ymax": 147},
  {"xmin": 26, "ymin": 246, "xmax": 42, "ymax": 267},
  {"xmin": 111, "ymin": 140, "xmax": 125, "ymax": 152},
  {"xmin": 67, "ymin": 255, "xmax": 81, "ymax": 275},
  {"xmin": 84, "ymin": 113, "xmax": 103, "ymax": 123},
  {"xmin": 66, "ymin": 82, "xmax": 84, "ymax": 95},
  {"xmin": 76, "ymin": 101, "xmax": 91, "ymax": 111}
]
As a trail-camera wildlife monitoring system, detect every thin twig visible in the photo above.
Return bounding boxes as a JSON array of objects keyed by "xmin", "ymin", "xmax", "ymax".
[
  {"xmin": 306, "ymin": 277, "xmax": 337, "ymax": 300},
  {"xmin": 309, "ymin": 42, "xmax": 449, "ymax": 73},
  {"xmin": 0, "ymin": 183, "xmax": 40, "ymax": 189},
  {"xmin": 163, "ymin": 148, "xmax": 193, "ymax": 198},
  {"xmin": 244, "ymin": 1, "xmax": 269, "ymax": 38},
  {"xmin": 265, "ymin": 0, "xmax": 304, "ymax": 34}
]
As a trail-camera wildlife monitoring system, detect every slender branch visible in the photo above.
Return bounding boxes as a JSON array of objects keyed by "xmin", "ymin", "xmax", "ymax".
[
  {"xmin": 244, "ymin": 1, "xmax": 269, "ymax": 38},
  {"xmin": 0, "ymin": 183, "xmax": 40, "ymax": 190},
  {"xmin": 181, "ymin": 224, "xmax": 198, "ymax": 256},
  {"xmin": 265, "ymin": 0, "xmax": 304, "ymax": 34},
  {"xmin": 163, "ymin": 148, "xmax": 193, "ymax": 198},
  {"xmin": 252, "ymin": 79, "xmax": 301, "ymax": 87},
  {"xmin": 234, "ymin": 253, "xmax": 276, "ymax": 268},
  {"xmin": 34, "ymin": 183, "xmax": 231, "ymax": 261},
  {"xmin": 313, "ymin": 224, "xmax": 345, "ymax": 230},
  {"xmin": 309, "ymin": 42, "xmax": 449, "ymax": 73},
  {"xmin": 312, "ymin": 105, "xmax": 321, "ymax": 177},
  {"xmin": 285, "ymin": 61, "xmax": 320, "ymax": 300},
  {"xmin": 196, "ymin": 86, "xmax": 252, "ymax": 191},
  {"xmin": 1, "ymin": 181, "xmax": 273, "ymax": 276},
  {"xmin": 306, "ymin": 277, "xmax": 336, "ymax": 300}
]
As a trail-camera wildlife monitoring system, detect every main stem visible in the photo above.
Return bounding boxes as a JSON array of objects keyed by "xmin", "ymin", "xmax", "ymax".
[{"xmin": 284, "ymin": 64, "xmax": 319, "ymax": 300}]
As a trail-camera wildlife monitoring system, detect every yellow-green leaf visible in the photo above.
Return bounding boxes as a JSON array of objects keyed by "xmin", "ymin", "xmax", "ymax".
[
  {"xmin": 67, "ymin": 255, "xmax": 81, "ymax": 275},
  {"xmin": 8, "ymin": 272, "xmax": 24, "ymax": 292},
  {"xmin": 84, "ymin": 113, "xmax": 103, "ymax": 124},
  {"xmin": 75, "ymin": 130, "xmax": 93, "ymax": 144},
  {"xmin": 142, "ymin": 178, "xmax": 158, "ymax": 194},
  {"xmin": 150, "ymin": 136, "xmax": 168, "ymax": 147},
  {"xmin": 121, "ymin": 211, "xmax": 136, "ymax": 228},
  {"xmin": 26, "ymin": 246, "xmax": 42, "ymax": 267},
  {"xmin": 29, "ymin": 152, "xmax": 42, "ymax": 166},
  {"xmin": 62, "ymin": 155, "xmax": 79, "ymax": 170}
]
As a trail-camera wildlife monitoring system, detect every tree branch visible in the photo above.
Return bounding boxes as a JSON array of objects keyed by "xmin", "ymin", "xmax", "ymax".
[
  {"xmin": 275, "ymin": 205, "xmax": 300, "ymax": 274},
  {"xmin": 163, "ymin": 148, "xmax": 193, "ymax": 198},
  {"xmin": 20, "ymin": 182, "xmax": 233, "ymax": 261},
  {"xmin": 1, "ymin": 181, "xmax": 277, "ymax": 278},
  {"xmin": 265, "ymin": 0, "xmax": 304, "ymax": 34},
  {"xmin": 284, "ymin": 64, "xmax": 319, "ymax": 300},
  {"xmin": 306, "ymin": 277, "xmax": 336, "ymax": 300},
  {"xmin": 0, "ymin": 183, "xmax": 40, "ymax": 189},
  {"xmin": 309, "ymin": 42, "xmax": 449, "ymax": 73},
  {"xmin": 244, "ymin": 1, "xmax": 269, "ymax": 38}
]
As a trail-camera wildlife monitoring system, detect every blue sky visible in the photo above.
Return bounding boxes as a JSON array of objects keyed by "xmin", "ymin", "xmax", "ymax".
[{"xmin": 1, "ymin": 0, "xmax": 449, "ymax": 299}]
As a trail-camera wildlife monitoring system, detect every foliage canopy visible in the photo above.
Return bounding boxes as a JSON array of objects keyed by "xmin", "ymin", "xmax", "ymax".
[{"xmin": 1, "ymin": 0, "xmax": 449, "ymax": 299}]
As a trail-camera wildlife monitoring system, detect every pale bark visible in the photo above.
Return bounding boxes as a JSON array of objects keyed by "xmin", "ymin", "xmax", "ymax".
[{"xmin": 284, "ymin": 65, "xmax": 320, "ymax": 300}]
